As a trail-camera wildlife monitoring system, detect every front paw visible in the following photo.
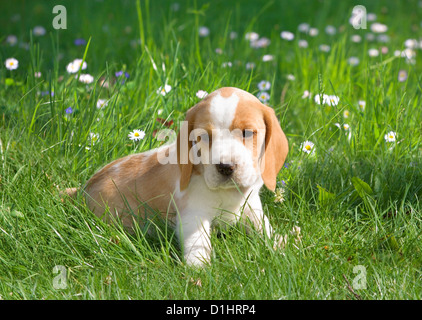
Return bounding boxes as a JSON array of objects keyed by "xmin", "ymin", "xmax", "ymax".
[{"xmin": 185, "ymin": 249, "xmax": 211, "ymax": 267}]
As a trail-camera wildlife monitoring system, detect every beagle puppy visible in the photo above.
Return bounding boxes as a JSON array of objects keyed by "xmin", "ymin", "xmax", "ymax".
[{"xmin": 80, "ymin": 87, "xmax": 288, "ymax": 266}]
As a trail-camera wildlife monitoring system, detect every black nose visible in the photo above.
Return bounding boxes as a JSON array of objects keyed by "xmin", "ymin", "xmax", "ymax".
[{"xmin": 216, "ymin": 163, "xmax": 235, "ymax": 176}]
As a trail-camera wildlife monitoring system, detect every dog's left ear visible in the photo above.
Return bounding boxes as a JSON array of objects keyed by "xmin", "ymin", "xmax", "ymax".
[
  {"xmin": 177, "ymin": 105, "xmax": 197, "ymax": 191},
  {"xmin": 260, "ymin": 105, "xmax": 288, "ymax": 191}
]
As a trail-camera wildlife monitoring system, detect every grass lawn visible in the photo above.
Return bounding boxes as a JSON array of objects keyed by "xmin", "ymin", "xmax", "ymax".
[{"xmin": 0, "ymin": 0, "xmax": 421, "ymax": 299}]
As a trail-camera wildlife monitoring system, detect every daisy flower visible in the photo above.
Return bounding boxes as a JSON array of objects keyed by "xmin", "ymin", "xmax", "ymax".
[
  {"xmin": 302, "ymin": 90, "xmax": 311, "ymax": 99},
  {"xmin": 33, "ymin": 26, "xmax": 46, "ymax": 36},
  {"xmin": 398, "ymin": 70, "xmax": 408, "ymax": 82},
  {"xmin": 343, "ymin": 110, "xmax": 350, "ymax": 118},
  {"xmin": 300, "ymin": 140, "xmax": 315, "ymax": 154},
  {"xmin": 257, "ymin": 80, "xmax": 271, "ymax": 91},
  {"xmin": 196, "ymin": 90, "xmax": 208, "ymax": 99},
  {"xmin": 351, "ymin": 35, "xmax": 362, "ymax": 43},
  {"xmin": 229, "ymin": 31, "xmax": 238, "ymax": 40},
  {"xmin": 157, "ymin": 84, "xmax": 172, "ymax": 96},
  {"xmin": 319, "ymin": 44, "xmax": 330, "ymax": 52},
  {"xmin": 6, "ymin": 35, "xmax": 18, "ymax": 46},
  {"xmin": 128, "ymin": 129, "xmax": 146, "ymax": 141},
  {"xmin": 245, "ymin": 62, "xmax": 256, "ymax": 70},
  {"xmin": 326, "ymin": 95, "xmax": 340, "ymax": 106},
  {"xmin": 245, "ymin": 32, "xmax": 259, "ymax": 41},
  {"xmin": 404, "ymin": 39, "xmax": 418, "ymax": 49},
  {"xmin": 348, "ymin": 57, "xmax": 360, "ymax": 66},
  {"xmin": 5, "ymin": 58, "xmax": 19, "ymax": 70},
  {"xmin": 368, "ymin": 49, "xmax": 379, "ymax": 57},
  {"xmin": 89, "ymin": 132, "xmax": 99, "ymax": 145},
  {"xmin": 325, "ymin": 25, "xmax": 336, "ymax": 35},
  {"xmin": 298, "ymin": 23, "xmax": 310, "ymax": 33},
  {"xmin": 96, "ymin": 99, "xmax": 108, "ymax": 109},
  {"xmin": 79, "ymin": 74, "xmax": 94, "ymax": 84},
  {"xmin": 250, "ymin": 37, "xmax": 271, "ymax": 49},
  {"xmin": 66, "ymin": 59, "xmax": 87, "ymax": 74},
  {"xmin": 358, "ymin": 100, "xmax": 366, "ymax": 111},
  {"xmin": 384, "ymin": 131, "xmax": 396, "ymax": 143},
  {"xmin": 309, "ymin": 28, "xmax": 319, "ymax": 37},
  {"xmin": 298, "ymin": 40, "xmax": 308, "ymax": 48},
  {"xmin": 370, "ymin": 23, "xmax": 388, "ymax": 33},
  {"xmin": 257, "ymin": 91, "xmax": 270, "ymax": 103},
  {"xmin": 280, "ymin": 31, "xmax": 294, "ymax": 41},
  {"xmin": 198, "ymin": 26, "xmax": 210, "ymax": 37},
  {"xmin": 262, "ymin": 54, "xmax": 274, "ymax": 62},
  {"xmin": 286, "ymin": 74, "xmax": 295, "ymax": 81}
]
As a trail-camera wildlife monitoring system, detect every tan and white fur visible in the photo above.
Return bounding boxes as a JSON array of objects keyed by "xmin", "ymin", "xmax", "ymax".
[{"xmin": 73, "ymin": 87, "xmax": 288, "ymax": 266}]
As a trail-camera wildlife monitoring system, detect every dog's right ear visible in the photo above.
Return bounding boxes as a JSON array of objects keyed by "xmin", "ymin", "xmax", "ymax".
[{"xmin": 177, "ymin": 107, "xmax": 197, "ymax": 191}]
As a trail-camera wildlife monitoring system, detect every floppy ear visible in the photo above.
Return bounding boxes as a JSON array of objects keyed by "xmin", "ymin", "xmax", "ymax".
[
  {"xmin": 260, "ymin": 105, "xmax": 288, "ymax": 191},
  {"xmin": 177, "ymin": 107, "xmax": 197, "ymax": 190}
]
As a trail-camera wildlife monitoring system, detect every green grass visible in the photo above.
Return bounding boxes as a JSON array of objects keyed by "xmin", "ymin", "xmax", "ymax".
[{"xmin": 0, "ymin": 0, "xmax": 421, "ymax": 299}]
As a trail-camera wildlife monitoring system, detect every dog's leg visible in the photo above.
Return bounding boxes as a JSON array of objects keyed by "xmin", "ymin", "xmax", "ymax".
[
  {"xmin": 176, "ymin": 213, "xmax": 212, "ymax": 266},
  {"xmin": 242, "ymin": 194, "xmax": 284, "ymax": 249}
]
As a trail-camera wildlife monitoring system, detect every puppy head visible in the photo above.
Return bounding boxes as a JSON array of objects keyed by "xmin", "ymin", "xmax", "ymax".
[{"xmin": 177, "ymin": 87, "xmax": 288, "ymax": 191}]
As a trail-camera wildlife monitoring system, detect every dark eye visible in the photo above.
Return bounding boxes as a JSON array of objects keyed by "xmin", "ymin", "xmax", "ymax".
[{"xmin": 243, "ymin": 129, "xmax": 255, "ymax": 139}]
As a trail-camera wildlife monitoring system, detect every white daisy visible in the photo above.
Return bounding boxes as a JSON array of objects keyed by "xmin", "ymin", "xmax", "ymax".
[
  {"xmin": 302, "ymin": 90, "xmax": 311, "ymax": 99},
  {"xmin": 5, "ymin": 58, "xmax": 19, "ymax": 70},
  {"xmin": 319, "ymin": 44, "xmax": 331, "ymax": 52},
  {"xmin": 89, "ymin": 132, "xmax": 99, "ymax": 145},
  {"xmin": 262, "ymin": 54, "xmax": 274, "ymax": 62},
  {"xmin": 196, "ymin": 90, "xmax": 208, "ymax": 99},
  {"xmin": 257, "ymin": 91, "xmax": 270, "ymax": 103},
  {"xmin": 33, "ymin": 26, "xmax": 46, "ymax": 36},
  {"xmin": 280, "ymin": 31, "xmax": 294, "ymax": 41},
  {"xmin": 309, "ymin": 28, "xmax": 319, "ymax": 37},
  {"xmin": 128, "ymin": 129, "xmax": 146, "ymax": 141},
  {"xmin": 358, "ymin": 100, "xmax": 366, "ymax": 111},
  {"xmin": 384, "ymin": 131, "xmax": 396, "ymax": 142},
  {"xmin": 370, "ymin": 22, "xmax": 388, "ymax": 33},
  {"xmin": 398, "ymin": 70, "xmax": 408, "ymax": 82},
  {"xmin": 348, "ymin": 57, "xmax": 360, "ymax": 66},
  {"xmin": 368, "ymin": 49, "xmax": 379, "ymax": 57},
  {"xmin": 157, "ymin": 84, "xmax": 172, "ymax": 96},
  {"xmin": 257, "ymin": 80, "xmax": 271, "ymax": 91},
  {"xmin": 96, "ymin": 99, "xmax": 108, "ymax": 109},
  {"xmin": 198, "ymin": 26, "xmax": 210, "ymax": 37},
  {"xmin": 325, "ymin": 25, "xmax": 336, "ymax": 35},
  {"xmin": 351, "ymin": 35, "xmax": 362, "ymax": 43},
  {"xmin": 326, "ymin": 95, "xmax": 340, "ymax": 106},
  {"xmin": 245, "ymin": 62, "xmax": 256, "ymax": 70},
  {"xmin": 245, "ymin": 32, "xmax": 259, "ymax": 42},
  {"xmin": 286, "ymin": 74, "xmax": 295, "ymax": 81},
  {"xmin": 404, "ymin": 39, "xmax": 418, "ymax": 49},
  {"xmin": 298, "ymin": 23, "xmax": 310, "ymax": 33},
  {"xmin": 298, "ymin": 40, "xmax": 308, "ymax": 48},
  {"xmin": 66, "ymin": 59, "xmax": 87, "ymax": 74},
  {"xmin": 6, "ymin": 35, "xmax": 18, "ymax": 46},
  {"xmin": 343, "ymin": 110, "xmax": 350, "ymax": 118},
  {"xmin": 229, "ymin": 31, "xmax": 238, "ymax": 40},
  {"xmin": 79, "ymin": 74, "xmax": 94, "ymax": 84},
  {"xmin": 301, "ymin": 140, "xmax": 315, "ymax": 154}
]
